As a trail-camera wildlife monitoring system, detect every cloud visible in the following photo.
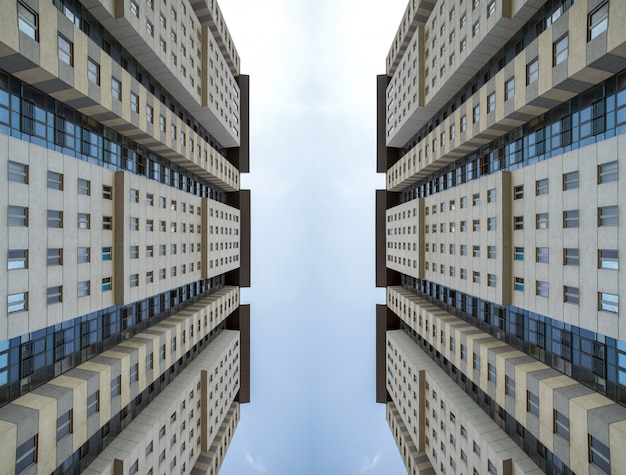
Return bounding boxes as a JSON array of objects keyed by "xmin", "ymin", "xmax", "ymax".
[
  {"xmin": 360, "ymin": 450, "xmax": 383, "ymax": 473},
  {"xmin": 244, "ymin": 450, "xmax": 267, "ymax": 473}
]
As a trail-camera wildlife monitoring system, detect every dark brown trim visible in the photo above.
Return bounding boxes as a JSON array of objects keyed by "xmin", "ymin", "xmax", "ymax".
[
  {"xmin": 376, "ymin": 305, "xmax": 401, "ymax": 403},
  {"xmin": 227, "ymin": 75, "xmax": 250, "ymax": 172},
  {"xmin": 377, "ymin": 75, "xmax": 399, "ymax": 173},
  {"xmin": 226, "ymin": 305, "xmax": 250, "ymax": 404}
]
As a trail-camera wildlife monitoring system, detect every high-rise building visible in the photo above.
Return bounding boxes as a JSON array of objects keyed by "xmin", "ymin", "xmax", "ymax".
[
  {"xmin": 376, "ymin": 1, "xmax": 626, "ymax": 474},
  {"xmin": 0, "ymin": 0, "xmax": 250, "ymax": 473}
]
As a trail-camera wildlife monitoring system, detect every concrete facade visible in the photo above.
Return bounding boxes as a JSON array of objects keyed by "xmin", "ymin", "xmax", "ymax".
[{"xmin": 0, "ymin": 0, "xmax": 250, "ymax": 473}]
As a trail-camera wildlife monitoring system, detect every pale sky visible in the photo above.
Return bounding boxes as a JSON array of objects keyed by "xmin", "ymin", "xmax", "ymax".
[{"xmin": 216, "ymin": 1, "xmax": 409, "ymax": 473}]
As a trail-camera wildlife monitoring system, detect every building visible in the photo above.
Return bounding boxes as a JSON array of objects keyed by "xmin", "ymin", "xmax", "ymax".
[
  {"xmin": 376, "ymin": 1, "xmax": 626, "ymax": 474},
  {"xmin": 0, "ymin": 0, "xmax": 250, "ymax": 473}
]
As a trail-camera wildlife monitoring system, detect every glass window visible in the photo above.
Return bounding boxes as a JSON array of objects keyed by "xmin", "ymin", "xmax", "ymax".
[
  {"xmin": 514, "ymin": 185, "xmax": 524, "ymax": 199},
  {"xmin": 589, "ymin": 2, "xmax": 609, "ymax": 41},
  {"xmin": 515, "ymin": 277, "xmax": 524, "ymax": 291},
  {"xmin": 514, "ymin": 247, "xmax": 524, "ymax": 260},
  {"xmin": 112, "ymin": 77, "xmax": 121, "ymax": 101},
  {"xmin": 564, "ymin": 248, "xmax": 579, "ymax": 266},
  {"xmin": 527, "ymin": 391, "xmax": 539, "ymax": 416},
  {"xmin": 47, "ymin": 248, "xmax": 62, "ymax": 266},
  {"xmin": 103, "ymin": 184, "xmax": 113, "ymax": 199},
  {"xmin": 77, "ymin": 281, "xmax": 90, "ymax": 297},
  {"xmin": 536, "ymin": 281, "xmax": 549, "ymax": 297},
  {"xmin": 536, "ymin": 178, "xmax": 548, "ymax": 195},
  {"xmin": 102, "ymin": 247, "xmax": 112, "ymax": 261},
  {"xmin": 87, "ymin": 58, "xmax": 100, "ymax": 85},
  {"xmin": 589, "ymin": 435, "xmax": 610, "ymax": 474},
  {"xmin": 564, "ymin": 286, "xmax": 579, "ymax": 304},
  {"xmin": 8, "ymin": 249, "xmax": 28, "ymax": 270},
  {"xmin": 102, "ymin": 277, "xmax": 112, "ymax": 292},
  {"xmin": 57, "ymin": 410, "xmax": 72, "ymax": 441},
  {"xmin": 8, "ymin": 292, "xmax": 28, "ymax": 313},
  {"xmin": 505, "ymin": 77, "xmax": 514, "ymax": 100},
  {"xmin": 130, "ymin": 274, "xmax": 139, "ymax": 287},
  {"xmin": 18, "ymin": 2, "xmax": 38, "ymax": 40},
  {"xmin": 77, "ymin": 213, "xmax": 90, "ymax": 229},
  {"xmin": 536, "ymin": 213, "xmax": 549, "ymax": 229},
  {"xmin": 47, "ymin": 210, "xmax": 63, "ymax": 228},
  {"xmin": 487, "ymin": 92, "xmax": 495, "ymax": 112},
  {"xmin": 563, "ymin": 210, "xmax": 579, "ymax": 228},
  {"xmin": 527, "ymin": 58, "xmax": 538, "ymax": 85},
  {"xmin": 77, "ymin": 247, "xmax": 90, "ymax": 263},
  {"xmin": 599, "ymin": 249, "xmax": 618, "ymax": 269},
  {"xmin": 598, "ymin": 206, "xmax": 618, "ymax": 226},
  {"xmin": 58, "ymin": 34, "xmax": 73, "ymax": 66},
  {"xmin": 505, "ymin": 376, "xmax": 515, "ymax": 397},
  {"xmin": 599, "ymin": 292, "xmax": 618, "ymax": 313},
  {"xmin": 563, "ymin": 171, "xmax": 578, "ymax": 190},
  {"xmin": 8, "ymin": 161, "xmax": 28, "ymax": 183},
  {"xmin": 8, "ymin": 205, "xmax": 28, "ymax": 226},
  {"xmin": 87, "ymin": 391, "xmax": 99, "ymax": 416},
  {"xmin": 78, "ymin": 178, "xmax": 90, "ymax": 195},
  {"xmin": 47, "ymin": 171, "xmax": 63, "ymax": 190},
  {"xmin": 15, "ymin": 435, "xmax": 37, "ymax": 473},
  {"xmin": 598, "ymin": 161, "xmax": 618, "ymax": 183},
  {"xmin": 536, "ymin": 247, "xmax": 549, "ymax": 263},
  {"xmin": 130, "ymin": 92, "xmax": 139, "ymax": 113},
  {"xmin": 553, "ymin": 34, "xmax": 568, "ymax": 66}
]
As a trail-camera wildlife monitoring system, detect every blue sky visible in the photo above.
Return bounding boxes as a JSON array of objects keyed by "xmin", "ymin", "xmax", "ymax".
[{"xmin": 217, "ymin": 1, "xmax": 408, "ymax": 473}]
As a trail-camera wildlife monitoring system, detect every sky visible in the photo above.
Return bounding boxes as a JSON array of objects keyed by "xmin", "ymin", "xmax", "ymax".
[{"xmin": 216, "ymin": 1, "xmax": 409, "ymax": 473}]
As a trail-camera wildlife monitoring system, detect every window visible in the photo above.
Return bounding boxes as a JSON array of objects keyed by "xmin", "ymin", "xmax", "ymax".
[
  {"xmin": 130, "ymin": 217, "xmax": 139, "ymax": 231},
  {"xmin": 488, "ymin": 274, "xmax": 496, "ymax": 287},
  {"xmin": 102, "ymin": 277, "xmax": 112, "ymax": 292},
  {"xmin": 553, "ymin": 35, "xmax": 568, "ymax": 66},
  {"xmin": 8, "ymin": 161, "xmax": 28, "ymax": 183},
  {"xmin": 536, "ymin": 247, "xmax": 549, "ymax": 263},
  {"xmin": 473, "ymin": 353, "xmax": 480, "ymax": 370},
  {"xmin": 515, "ymin": 277, "xmax": 525, "ymax": 291},
  {"xmin": 505, "ymin": 376, "xmax": 515, "ymax": 397},
  {"xmin": 130, "ymin": 363, "xmax": 139, "ymax": 382},
  {"xmin": 87, "ymin": 58, "xmax": 100, "ymax": 85},
  {"xmin": 8, "ymin": 250, "xmax": 28, "ymax": 270},
  {"xmin": 8, "ymin": 206, "xmax": 28, "ymax": 226},
  {"xmin": 460, "ymin": 245, "xmax": 467, "ymax": 256},
  {"xmin": 514, "ymin": 216, "xmax": 524, "ymax": 230},
  {"xmin": 536, "ymin": 213, "xmax": 549, "ymax": 229},
  {"xmin": 57, "ymin": 410, "xmax": 72, "ymax": 441},
  {"xmin": 78, "ymin": 178, "xmax": 90, "ymax": 195},
  {"xmin": 146, "ymin": 271, "xmax": 153, "ymax": 283},
  {"xmin": 487, "ymin": 217, "xmax": 496, "ymax": 230},
  {"xmin": 599, "ymin": 206, "xmax": 618, "ymax": 226},
  {"xmin": 131, "ymin": 92, "xmax": 139, "ymax": 113},
  {"xmin": 599, "ymin": 249, "xmax": 618, "ymax": 269},
  {"xmin": 564, "ymin": 286, "xmax": 579, "ymax": 304},
  {"xmin": 598, "ymin": 161, "xmax": 618, "ymax": 183},
  {"xmin": 103, "ymin": 184, "xmax": 113, "ymax": 199},
  {"xmin": 488, "ymin": 246, "xmax": 496, "ymax": 259},
  {"xmin": 589, "ymin": 2, "xmax": 609, "ymax": 41},
  {"xmin": 102, "ymin": 247, "xmax": 112, "ymax": 261},
  {"xmin": 48, "ymin": 248, "xmax": 62, "ymax": 266},
  {"xmin": 77, "ymin": 213, "xmax": 90, "ymax": 229},
  {"xmin": 77, "ymin": 281, "xmax": 90, "ymax": 297},
  {"xmin": 103, "ymin": 216, "xmax": 113, "ymax": 230},
  {"xmin": 78, "ymin": 247, "xmax": 90, "ymax": 263},
  {"xmin": 473, "ymin": 104, "xmax": 480, "ymax": 123},
  {"xmin": 473, "ymin": 441, "xmax": 481, "ymax": 456},
  {"xmin": 536, "ymin": 281, "xmax": 549, "ymax": 297},
  {"xmin": 514, "ymin": 247, "xmax": 524, "ymax": 260},
  {"xmin": 513, "ymin": 185, "xmax": 524, "ymax": 200},
  {"xmin": 472, "ymin": 219, "xmax": 480, "ymax": 231},
  {"xmin": 147, "ymin": 105, "xmax": 153, "ymax": 124},
  {"xmin": 112, "ymin": 77, "xmax": 121, "ymax": 101},
  {"xmin": 599, "ymin": 292, "xmax": 618, "ymax": 313},
  {"xmin": 18, "ymin": 2, "xmax": 38, "ymax": 40},
  {"xmin": 147, "ymin": 20, "xmax": 154, "ymax": 36},
  {"xmin": 563, "ymin": 210, "xmax": 579, "ymax": 228},
  {"xmin": 564, "ymin": 248, "xmax": 579, "ymax": 266},
  {"xmin": 87, "ymin": 391, "xmax": 99, "ymax": 416},
  {"xmin": 472, "ymin": 20, "xmax": 480, "ymax": 36},
  {"xmin": 527, "ymin": 57, "xmax": 538, "ymax": 85},
  {"xmin": 47, "ymin": 171, "xmax": 63, "ymax": 190},
  {"xmin": 58, "ymin": 34, "xmax": 73, "ymax": 66},
  {"xmin": 130, "ymin": 0, "xmax": 139, "ymax": 16},
  {"xmin": 47, "ymin": 210, "xmax": 63, "ymax": 228},
  {"xmin": 130, "ymin": 274, "xmax": 139, "ymax": 287},
  {"xmin": 527, "ymin": 391, "xmax": 539, "ymax": 416},
  {"xmin": 536, "ymin": 178, "xmax": 548, "ymax": 195},
  {"xmin": 590, "ymin": 435, "xmax": 611, "ymax": 473},
  {"xmin": 563, "ymin": 171, "xmax": 578, "ymax": 190},
  {"xmin": 130, "ymin": 188, "xmax": 139, "ymax": 202},
  {"xmin": 487, "ymin": 92, "xmax": 496, "ymax": 112},
  {"xmin": 505, "ymin": 77, "xmax": 514, "ymax": 101},
  {"xmin": 47, "ymin": 286, "xmax": 62, "ymax": 304},
  {"xmin": 472, "ymin": 246, "xmax": 480, "ymax": 258},
  {"xmin": 16, "ymin": 435, "xmax": 37, "ymax": 473}
]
